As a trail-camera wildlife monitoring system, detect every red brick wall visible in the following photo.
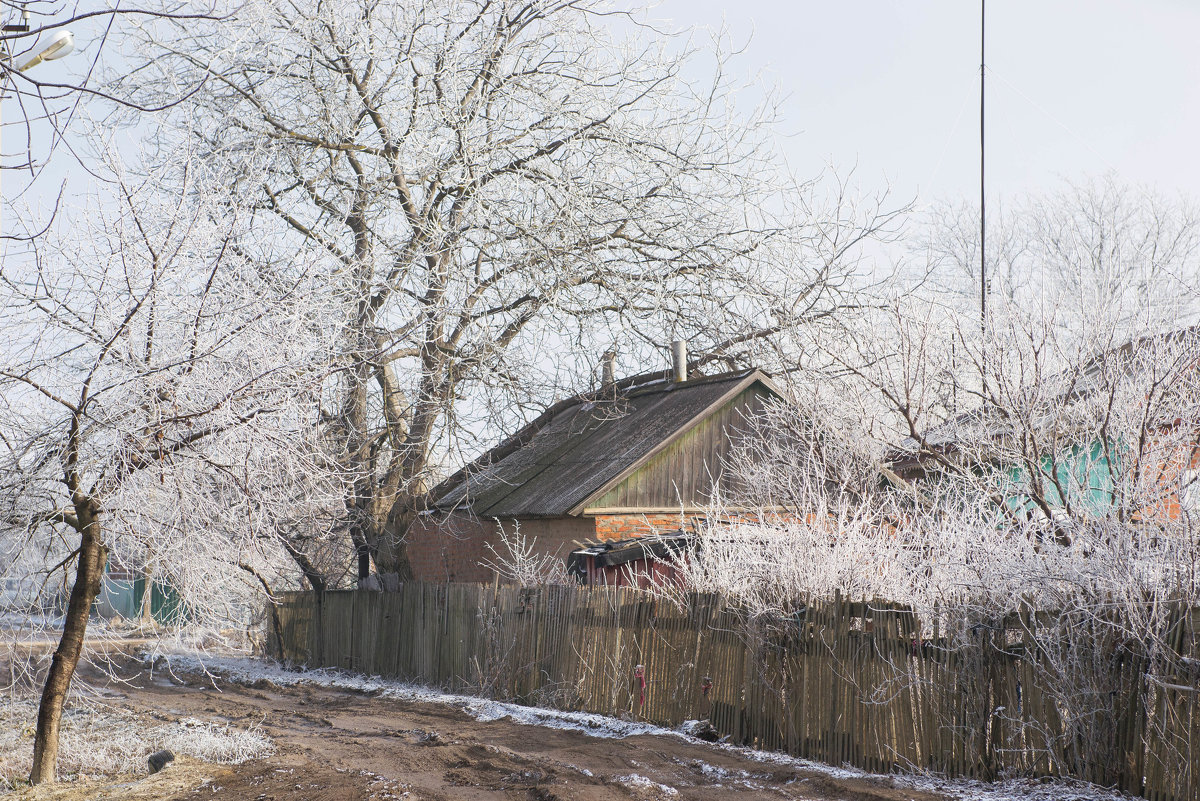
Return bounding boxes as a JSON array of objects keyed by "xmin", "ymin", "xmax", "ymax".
[
  {"xmin": 409, "ymin": 511, "xmax": 792, "ymax": 583},
  {"xmin": 407, "ymin": 513, "xmax": 595, "ymax": 583},
  {"xmin": 592, "ymin": 513, "xmax": 697, "ymax": 541},
  {"xmin": 1133, "ymin": 442, "xmax": 1200, "ymax": 525},
  {"xmin": 590, "ymin": 511, "xmax": 809, "ymax": 542},
  {"xmin": 407, "ymin": 512, "xmax": 497, "ymax": 583},
  {"xmin": 496, "ymin": 517, "xmax": 597, "ymax": 573}
]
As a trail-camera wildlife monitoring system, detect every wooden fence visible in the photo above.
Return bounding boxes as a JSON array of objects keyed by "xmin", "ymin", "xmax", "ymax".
[{"xmin": 274, "ymin": 584, "xmax": 1200, "ymax": 800}]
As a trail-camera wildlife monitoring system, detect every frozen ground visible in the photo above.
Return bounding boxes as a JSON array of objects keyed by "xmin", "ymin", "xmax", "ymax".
[
  {"xmin": 1, "ymin": 648, "xmax": 1134, "ymax": 800},
  {"xmin": 156, "ymin": 651, "xmax": 1130, "ymax": 801},
  {"xmin": 0, "ymin": 700, "xmax": 272, "ymax": 789}
]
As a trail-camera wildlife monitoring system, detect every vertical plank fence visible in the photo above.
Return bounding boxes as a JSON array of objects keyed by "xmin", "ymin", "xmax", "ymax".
[{"xmin": 274, "ymin": 585, "xmax": 1199, "ymax": 800}]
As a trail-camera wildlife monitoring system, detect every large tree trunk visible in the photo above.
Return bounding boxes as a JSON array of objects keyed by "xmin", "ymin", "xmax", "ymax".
[
  {"xmin": 274, "ymin": 537, "xmax": 329, "ymax": 664},
  {"xmin": 29, "ymin": 504, "xmax": 107, "ymax": 785},
  {"xmin": 377, "ymin": 499, "xmax": 419, "ymax": 587}
]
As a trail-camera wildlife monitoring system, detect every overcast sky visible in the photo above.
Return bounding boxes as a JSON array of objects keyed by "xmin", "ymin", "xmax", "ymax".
[
  {"xmin": 8, "ymin": 1, "xmax": 1200, "ymax": 225},
  {"xmin": 646, "ymin": 0, "xmax": 1200, "ymax": 208}
]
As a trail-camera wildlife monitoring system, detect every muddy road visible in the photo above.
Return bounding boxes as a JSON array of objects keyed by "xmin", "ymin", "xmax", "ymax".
[{"xmin": 10, "ymin": 655, "xmax": 953, "ymax": 801}]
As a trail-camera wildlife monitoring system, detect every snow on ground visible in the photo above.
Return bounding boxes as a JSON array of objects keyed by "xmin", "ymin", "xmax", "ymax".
[
  {"xmin": 153, "ymin": 650, "xmax": 672, "ymax": 740},
  {"xmin": 152, "ymin": 650, "xmax": 1134, "ymax": 801},
  {"xmin": 0, "ymin": 611, "xmax": 64, "ymax": 631},
  {"xmin": 615, "ymin": 772, "xmax": 681, "ymax": 797}
]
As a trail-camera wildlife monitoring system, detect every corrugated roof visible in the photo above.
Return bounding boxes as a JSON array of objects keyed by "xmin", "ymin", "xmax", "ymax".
[{"xmin": 434, "ymin": 369, "xmax": 781, "ymax": 517}]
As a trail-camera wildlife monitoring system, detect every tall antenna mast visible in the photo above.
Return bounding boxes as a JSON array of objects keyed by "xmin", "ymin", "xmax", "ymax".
[{"xmin": 979, "ymin": 0, "xmax": 987, "ymax": 341}]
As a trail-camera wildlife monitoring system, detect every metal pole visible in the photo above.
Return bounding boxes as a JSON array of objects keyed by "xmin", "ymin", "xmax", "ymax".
[
  {"xmin": 1, "ymin": 50, "xmax": 6, "ymax": 236},
  {"xmin": 980, "ymin": 0, "xmax": 987, "ymax": 340}
]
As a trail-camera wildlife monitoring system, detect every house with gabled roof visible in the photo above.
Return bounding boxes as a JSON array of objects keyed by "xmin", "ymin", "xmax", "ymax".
[
  {"xmin": 407, "ymin": 362, "xmax": 789, "ymax": 583},
  {"xmin": 886, "ymin": 327, "xmax": 1200, "ymax": 530}
]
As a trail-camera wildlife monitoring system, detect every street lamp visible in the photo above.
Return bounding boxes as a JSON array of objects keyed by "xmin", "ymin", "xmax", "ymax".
[
  {"xmin": 1, "ymin": 27, "xmax": 76, "ymax": 230},
  {"xmin": 18, "ymin": 30, "xmax": 74, "ymax": 72}
]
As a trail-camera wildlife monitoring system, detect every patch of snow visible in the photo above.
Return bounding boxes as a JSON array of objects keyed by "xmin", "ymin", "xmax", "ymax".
[
  {"xmin": 698, "ymin": 746, "xmax": 1131, "ymax": 801},
  {"xmin": 676, "ymin": 719, "xmax": 719, "ymax": 739},
  {"xmin": 0, "ymin": 698, "xmax": 272, "ymax": 791},
  {"xmin": 716, "ymin": 742, "xmax": 865, "ymax": 780},
  {"xmin": 679, "ymin": 759, "xmax": 764, "ymax": 791},
  {"xmin": 163, "ymin": 717, "xmax": 274, "ymax": 765},
  {"xmin": 152, "ymin": 651, "xmax": 671, "ymax": 741},
  {"xmin": 615, "ymin": 773, "xmax": 679, "ymax": 797},
  {"xmin": 0, "ymin": 611, "xmax": 65, "ymax": 630},
  {"xmin": 918, "ymin": 776, "xmax": 1132, "ymax": 801}
]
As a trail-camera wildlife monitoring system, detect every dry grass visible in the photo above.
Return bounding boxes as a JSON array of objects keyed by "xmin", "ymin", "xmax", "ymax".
[
  {"xmin": 4, "ymin": 757, "xmax": 228, "ymax": 801},
  {"xmin": 0, "ymin": 698, "xmax": 272, "ymax": 792}
]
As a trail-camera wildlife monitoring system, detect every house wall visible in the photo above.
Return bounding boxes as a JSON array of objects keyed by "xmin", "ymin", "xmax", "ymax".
[
  {"xmin": 410, "ymin": 510, "xmax": 799, "ymax": 583},
  {"xmin": 924, "ymin": 433, "xmax": 1200, "ymax": 528},
  {"xmin": 407, "ymin": 513, "xmax": 595, "ymax": 583},
  {"xmin": 1134, "ymin": 440, "xmax": 1200, "ymax": 524},
  {"xmin": 497, "ymin": 517, "xmax": 597, "ymax": 576},
  {"xmin": 407, "ymin": 513, "xmax": 496, "ymax": 583}
]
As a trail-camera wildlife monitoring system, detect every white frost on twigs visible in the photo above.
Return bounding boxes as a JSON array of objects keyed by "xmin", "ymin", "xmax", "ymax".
[{"xmin": 0, "ymin": 699, "xmax": 272, "ymax": 790}]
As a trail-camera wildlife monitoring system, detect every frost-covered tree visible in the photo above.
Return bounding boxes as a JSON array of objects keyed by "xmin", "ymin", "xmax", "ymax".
[
  {"xmin": 0, "ymin": 159, "xmax": 341, "ymax": 784},
  {"xmin": 920, "ymin": 178, "xmax": 1200, "ymax": 340},
  {"xmin": 687, "ymin": 286, "xmax": 1200, "ymax": 787},
  {"xmin": 0, "ymin": 1, "xmax": 225, "ymax": 211},
  {"xmin": 123, "ymin": 0, "xmax": 900, "ymax": 588}
]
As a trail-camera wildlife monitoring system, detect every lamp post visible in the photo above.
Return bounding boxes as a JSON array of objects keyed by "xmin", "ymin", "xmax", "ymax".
[{"xmin": 1, "ymin": 26, "xmax": 75, "ymax": 232}]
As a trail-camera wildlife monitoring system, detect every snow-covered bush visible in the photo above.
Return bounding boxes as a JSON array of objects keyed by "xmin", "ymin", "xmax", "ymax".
[{"xmin": 677, "ymin": 291, "xmax": 1200, "ymax": 788}]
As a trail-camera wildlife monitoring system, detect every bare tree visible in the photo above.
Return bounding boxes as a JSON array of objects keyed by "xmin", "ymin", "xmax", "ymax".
[
  {"xmin": 0, "ymin": 156, "xmax": 338, "ymax": 783},
  {"xmin": 919, "ymin": 178, "xmax": 1200, "ymax": 340},
  {"xmin": 667, "ymin": 182, "xmax": 1200, "ymax": 786},
  {"xmin": 122, "ymin": 0, "xmax": 901, "ymax": 589}
]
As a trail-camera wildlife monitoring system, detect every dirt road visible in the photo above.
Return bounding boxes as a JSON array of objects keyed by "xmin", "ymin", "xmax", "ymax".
[{"xmin": 11, "ymin": 655, "xmax": 953, "ymax": 801}]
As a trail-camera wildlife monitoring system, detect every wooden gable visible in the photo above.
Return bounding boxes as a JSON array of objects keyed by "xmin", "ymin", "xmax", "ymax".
[{"xmin": 578, "ymin": 383, "xmax": 775, "ymax": 514}]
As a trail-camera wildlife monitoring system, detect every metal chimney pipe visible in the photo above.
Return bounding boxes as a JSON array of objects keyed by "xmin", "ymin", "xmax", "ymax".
[
  {"xmin": 601, "ymin": 350, "xmax": 616, "ymax": 388},
  {"xmin": 671, "ymin": 340, "xmax": 687, "ymax": 383}
]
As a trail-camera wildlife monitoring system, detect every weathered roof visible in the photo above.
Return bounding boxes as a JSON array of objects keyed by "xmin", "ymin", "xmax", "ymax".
[{"xmin": 433, "ymin": 369, "xmax": 784, "ymax": 517}]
